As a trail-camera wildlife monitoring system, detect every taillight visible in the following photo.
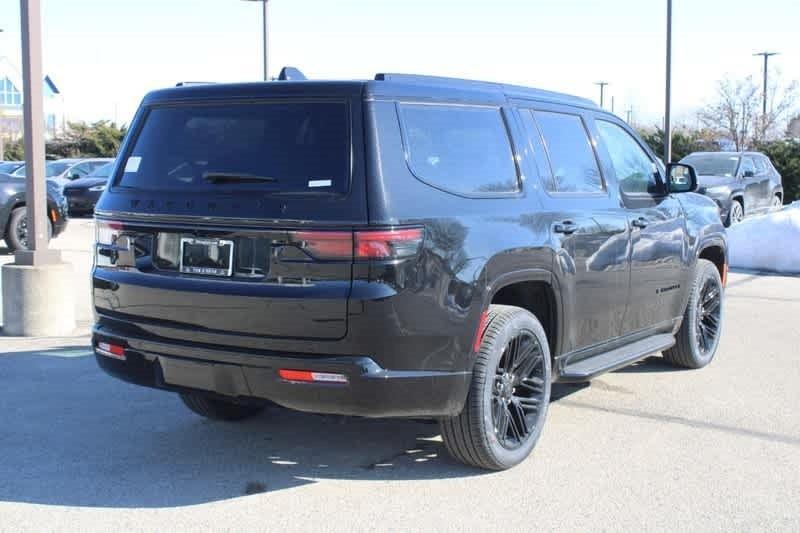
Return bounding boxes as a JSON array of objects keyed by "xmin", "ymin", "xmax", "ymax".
[
  {"xmin": 291, "ymin": 231, "xmax": 353, "ymax": 260},
  {"xmin": 278, "ymin": 369, "xmax": 348, "ymax": 384},
  {"xmin": 290, "ymin": 227, "xmax": 423, "ymax": 260},
  {"xmin": 96, "ymin": 341, "xmax": 126, "ymax": 360},
  {"xmin": 355, "ymin": 228, "xmax": 423, "ymax": 259}
]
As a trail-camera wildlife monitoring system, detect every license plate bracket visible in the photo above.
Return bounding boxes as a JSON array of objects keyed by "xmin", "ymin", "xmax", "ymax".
[{"xmin": 179, "ymin": 237, "xmax": 234, "ymax": 277}]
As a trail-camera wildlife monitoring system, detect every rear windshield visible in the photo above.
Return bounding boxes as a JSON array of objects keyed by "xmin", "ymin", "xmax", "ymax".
[{"xmin": 115, "ymin": 101, "xmax": 350, "ymax": 194}]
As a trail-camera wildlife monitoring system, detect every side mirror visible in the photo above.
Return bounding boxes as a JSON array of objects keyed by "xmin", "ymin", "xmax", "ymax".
[
  {"xmin": 666, "ymin": 163, "xmax": 697, "ymax": 193},
  {"xmin": 742, "ymin": 170, "xmax": 755, "ymax": 178}
]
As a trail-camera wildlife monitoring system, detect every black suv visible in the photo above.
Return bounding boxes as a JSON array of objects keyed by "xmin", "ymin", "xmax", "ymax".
[
  {"xmin": 680, "ymin": 151, "xmax": 783, "ymax": 226},
  {"xmin": 93, "ymin": 72, "xmax": 727, "ymax": 470}
]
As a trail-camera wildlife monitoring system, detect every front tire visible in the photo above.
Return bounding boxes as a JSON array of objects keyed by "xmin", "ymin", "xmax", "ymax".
[
  {"xmin": 725, "ymin": 200, "xmax": 744, "ymax": 227},
  {"xmin": 180, "ymin": 392, "xmax": 266, "ymax": 421},
  {"xmin": 663, "ymin": 259, "xmax": 724, "ymax": 369},
  {"xmin": 4, "ymin": 206, "xmax": 53, "ymax": 252},
  {"xmin": 440, "ymin": 305, "xmax": 551, "ymax": 470}
]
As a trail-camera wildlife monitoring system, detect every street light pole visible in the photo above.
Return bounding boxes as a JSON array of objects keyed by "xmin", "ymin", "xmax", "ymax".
[
  {"xmin": 17, "ymin": 0, "xmax": 56, "ymax": 265},
  {"xmin": 243, "ymin": 0, "xmax": 270, "ymax": 81},
  {"xmin": 663, "ymin": 0, "xmax": 673, "ymax": 166},
  {"xmin": 595, "ymin": 81, "xmax": 608, "ymax": 108},
  {"xmin": 753, "ymin": 51, "xmax": 778, "ymax": 134}
]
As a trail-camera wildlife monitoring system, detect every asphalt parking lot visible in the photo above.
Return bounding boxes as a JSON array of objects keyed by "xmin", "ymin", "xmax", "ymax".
[{"xmin": 0, "ymin": 224, "xmax": 798, "ymax": 531}]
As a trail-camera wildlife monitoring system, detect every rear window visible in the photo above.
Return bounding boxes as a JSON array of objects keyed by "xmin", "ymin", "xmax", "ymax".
[
  {"xmin": 399, "ymin": 103, "xmax": 519, "ymax": 195},
  {"xmin": 115, "ymin": 101, "xmax": 350, "ymax": 194}
]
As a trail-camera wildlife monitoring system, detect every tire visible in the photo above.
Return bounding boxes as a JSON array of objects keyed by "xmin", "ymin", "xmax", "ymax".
[
  {"xmin": 180, "ymin": 392, "xmax": 266, "ymax": 421},
  {"xmin": 725, "ymin": 200, "xmax": 744, "ymax": 227},
  {"xmin": 771, "ymin": 195, "xmax": 783, "ymax": 211},
  {"xmin": 663, "ymin": 259, "xmax": 724, "ymax": 369},
  {"xmin": 4, "ymin": 206, "xmax": 53, "ymax": 252},
  {"xmin": 440, "ymin": 305, "xmax": 551, "ymax": 470}
]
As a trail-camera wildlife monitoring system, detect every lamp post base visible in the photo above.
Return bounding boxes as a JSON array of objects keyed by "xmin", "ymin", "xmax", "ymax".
[{"xmin": 2, "ymin": 261, "xmax": 76, "ymax": 337}]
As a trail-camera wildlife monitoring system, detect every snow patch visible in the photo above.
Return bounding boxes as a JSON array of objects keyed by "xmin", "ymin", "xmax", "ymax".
[{"xmin": 728, "ymin": 203, "xmax": 800, "ymax": 274}]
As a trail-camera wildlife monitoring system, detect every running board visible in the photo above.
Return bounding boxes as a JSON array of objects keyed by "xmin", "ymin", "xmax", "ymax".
[{"xmin": 559, "ymin": 334, "xmax": 675, "ymax": 382}]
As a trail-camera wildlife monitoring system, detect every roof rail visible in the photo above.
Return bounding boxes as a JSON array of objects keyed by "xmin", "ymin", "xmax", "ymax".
[{"xmin": 375, "ymin": 73, "xmax": 498, "ymax": 90}]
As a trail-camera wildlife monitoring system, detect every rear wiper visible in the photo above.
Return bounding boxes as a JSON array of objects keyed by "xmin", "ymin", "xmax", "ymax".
[{"xmin": 202, "ymin": 172, "xmax": 278, "ymax": 184}]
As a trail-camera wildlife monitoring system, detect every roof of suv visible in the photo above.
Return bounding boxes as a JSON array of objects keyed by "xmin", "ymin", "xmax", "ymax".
[
  {"xmin": 141, "ymin": 73, "xmax": 600, "ymax": 111},
  {"xmin": 685, "ymin": 151, "xmax": 766, "ymax": 158}
]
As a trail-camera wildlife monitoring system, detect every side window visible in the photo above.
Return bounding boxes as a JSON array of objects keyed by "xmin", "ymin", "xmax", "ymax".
[
  {"xmin": 71, "ymin": 163, "xmax": 91, "ymax": 178},
  {"xmin": 740, "ymin": 157, "xmax": 756, "ymax": 177},
  {"xmin": 399, "ymin": 103, "xmax": 519, "ymax": 195},
  {"xmin": 753, "ymin": 156, "xmax": 769, "ymax": 175},
  {"xmin": 531, "ymin": 110, "xmax": 604, "ymax": 194},
  {"xmin": 596, "ymin": 120, "xmax": 661, "ymax": 195}
]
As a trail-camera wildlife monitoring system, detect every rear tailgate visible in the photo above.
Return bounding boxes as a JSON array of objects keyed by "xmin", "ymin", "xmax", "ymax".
[{"xmin": 93, "ymin": 84, "xmax": 367, "ymax": 342}]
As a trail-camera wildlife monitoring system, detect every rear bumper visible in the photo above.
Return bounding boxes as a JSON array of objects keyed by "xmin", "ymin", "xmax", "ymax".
[{"xmin": 93, "ymin": 325, "xmax": 471, "ymax": 418}]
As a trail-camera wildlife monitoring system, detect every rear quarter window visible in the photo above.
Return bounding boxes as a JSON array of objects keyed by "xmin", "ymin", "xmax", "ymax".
[
  {"xmin": 115, "ymin": 100, "xmax": 351, "ymax": 194},
  {"xmin": 398, "ymin": 103, "xmax": 519, "ymax": 195}
]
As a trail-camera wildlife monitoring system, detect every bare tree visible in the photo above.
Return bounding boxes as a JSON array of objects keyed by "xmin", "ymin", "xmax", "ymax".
[{"xmin": 698, "ymin": 75, "xmax": 797, "ymax": 150}]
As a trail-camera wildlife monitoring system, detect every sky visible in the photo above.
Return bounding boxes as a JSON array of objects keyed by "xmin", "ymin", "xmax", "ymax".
[{"xmin": 0, "ymin": 0, "xmax": 798, "ymax": 127}]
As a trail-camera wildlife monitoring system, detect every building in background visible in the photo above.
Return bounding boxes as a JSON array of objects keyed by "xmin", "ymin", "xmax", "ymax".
[{"xmin": 0, "ymin": 55, "xmax": 64, "ymax": 158}]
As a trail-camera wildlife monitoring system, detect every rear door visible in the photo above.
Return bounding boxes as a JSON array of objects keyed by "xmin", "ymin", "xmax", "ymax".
[
  {"xmin": 517, "ymin": 105, "xmax": 631, "ymax": 353},
  {"xmin": 752, "ymin": 155, "xmax": 773, "ymax": 209},
  {"xmin": 591, "ymin": 116, "xmax": 689, "ymax": 334},
  {"xmin": 94, "ymin": 91, "xmax": 367, "ymax": 342}
]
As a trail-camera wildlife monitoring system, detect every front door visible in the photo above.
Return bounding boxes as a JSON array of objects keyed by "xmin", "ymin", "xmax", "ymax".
[{"xmin": 592, "ymin": 118, "xmax": 689, "ymax": 336}]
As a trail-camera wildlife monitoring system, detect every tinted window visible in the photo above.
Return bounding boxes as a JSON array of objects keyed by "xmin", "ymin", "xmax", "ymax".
[
  {"xmin": 44, "ymin": 161, "xmax": 72, "ymax": 177},
  {"xmin": 753, "ymin": 156, "xmax": 770, "ymax": 175},
  {"xmin": 399, "ymin": 104, "xmax": 518, "ymax": 194},
  {"xmin": 532, "ymin": 111, "xmax": 603, "ymax": 193},
  {"xmin": 88, "ymin": 162, "xmax": 114, "ymax": 178},
  {"xmin": 596, "ymin": 120, "xmax": 660, "ymax": 194},
  {"xmin": 681, "ymin": 154, "xmax": 739, "ymax": 177},
  {"xmin": 116, "ymin": 101, "xmax": 350, "ymax": 193},
  {"xmin": 740, "ymin": 157, "xmax": 756, "ymax": 176}
]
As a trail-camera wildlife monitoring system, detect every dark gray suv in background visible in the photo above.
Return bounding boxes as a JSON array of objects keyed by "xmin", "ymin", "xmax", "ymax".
[
  {"xmin": 93, "ymin": 71, "xmax": 728, "ymax": 470},
  {"xmin": 680, "ymin": 151, "xmax": 783, "ymax": 226}
]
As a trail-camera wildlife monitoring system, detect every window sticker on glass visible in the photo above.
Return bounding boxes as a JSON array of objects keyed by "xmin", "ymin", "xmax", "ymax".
[
  {"xmin": 308, "ymin": 179, "xmax": 332, "ymax": 188},
  {"xmin": 125, "ymin": 156, "xmax": 142, "ymax": 173}
]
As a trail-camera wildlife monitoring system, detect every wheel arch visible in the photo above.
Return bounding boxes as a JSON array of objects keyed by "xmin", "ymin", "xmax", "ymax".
[{"xmin": 484, "ymin": 269, "xmax": 563, "ymax": 358}]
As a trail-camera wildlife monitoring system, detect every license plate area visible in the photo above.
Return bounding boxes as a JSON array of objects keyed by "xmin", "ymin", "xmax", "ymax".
[{"xmin": 180, "ymin": 237, "xmax": 234, "ymax": 277}]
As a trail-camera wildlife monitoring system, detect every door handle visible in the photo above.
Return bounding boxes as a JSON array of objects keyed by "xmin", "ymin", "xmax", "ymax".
[
  {"xmin": 631, "ymin": 217, "xmax": 649, "ymax": 229},
  {"xmin": 554, "ymin": 221, "xmax": 578, "ymax": 234}
]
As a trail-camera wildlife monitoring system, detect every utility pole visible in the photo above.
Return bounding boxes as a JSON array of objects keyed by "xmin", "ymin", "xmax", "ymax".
[
  {"xmin": 595, "ymin": 82, "xmax": 608, "ymax": 108},
  {"xmin": 242, "ymin": 0, "xmax": 270, "ymax": 81},
  {"xmin": 17, "ymin": 0, "xmax": 53, "ymax": 264},
  {"xmin": 611, "ymin": 95, "xmax": 615, "ymax": 114},
  {"xmin": 663, "ymin": 0, "xmax": 673, "ymax": 166},
  {"xmin": 753, "ymin": 51, "xmax": 778, "ymax": 136},
  {"xmin": 625, "ymin": 106, "xmax": 633, "ymax": 124}
]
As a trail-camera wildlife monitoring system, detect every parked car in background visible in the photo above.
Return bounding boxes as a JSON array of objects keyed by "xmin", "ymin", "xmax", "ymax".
[
  {"xmin": 14, "ymin": 158, "xmax": 113, "ymax": 188},
  {"xmin": 0, "ymin": 161, "xmax": 24, "ymax": 175},
  {"xmin": 93, "ymin": 72, "xmax": 728, "ymax": 471},
  {"xmin": 0, "ymin": 171, "xmax": 69, "ymax": 252},
  {"xmin": 63, "ymin": 162, "xmax": 114, "ymax": 216},
  {"xmin": 680, "ymin": 151, "xmax": 783, "ymax": 226}
]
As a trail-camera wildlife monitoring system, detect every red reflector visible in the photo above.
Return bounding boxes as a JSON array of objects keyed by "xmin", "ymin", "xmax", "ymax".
[
  {"xmin": 355, "ymin": 228, "xmax": 423, "ymax": 259},
  {"xmin": 473, "ymin": 310, "xmax": 490, "ymax": 353},
  {"xmin": 97, "ymin": 341, "xmax": 126, "ymax": 360},
  {"xmin": 278, "ymin": 369, "xmax": 348, "ymax": 384}
]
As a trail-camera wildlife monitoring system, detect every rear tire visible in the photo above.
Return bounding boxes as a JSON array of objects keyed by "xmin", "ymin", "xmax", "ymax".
[
  {"xmin": 771, "ymin": 195, "xmax": 783, "ymax": 211},
  {"xmin": 663, "ymin": 259, "xmax": 723, "ymax": 369},
  {"xmin": 440, "ymin": 305, "xmax": 551, "ymax": 470},
  {"xmin": 180, "ymin": 392, "xmax": 266, "ymax": 421}
]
